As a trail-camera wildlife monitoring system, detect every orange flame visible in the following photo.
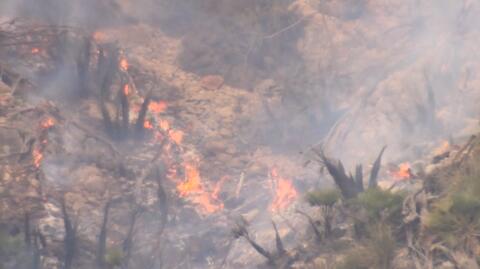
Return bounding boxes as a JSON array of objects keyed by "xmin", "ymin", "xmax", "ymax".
[
  {"xmin": 159, "ymin": 119, "xmax": 170, "ymax": 131},
  {"xmin": 32, "ymin": 148, "xmax": 43, "ymax": 168},
  {"xmin": 144, "ymin": 120, "xmax": 153, "ymax": 129},
  {"xmin": 93, "ymin": 31, "xmax": 107, "ymax": 42},
  {"xmin": 31, "ymin": 48, "xmax": 40, "ymax": 54},
  {"xmin": 119, "ymin": 58, "xmax": 129, "ymax": 71},
  {"xmin": 177, "ymin": 162, "xmax": 223, "ymax": 214},
  {"xmin": 269, "ymin": 168, "xmax": 298, "ymax": 212},
  {"xmin": 433, "ymin": 140, "xmax": 450, "ymax": 155},
  {"xmin": 40, "ymin": 117, "xmax": 55, "ymax": 129},
  {"xmin": 123, "ymin": 84, "xmax": 130, "ymax": 96},
  {"xmin": 149, "ymin": 101, "xmax": 168, "ymax": 114},
  {"xmin": 391, "ymin": 162, "xmax": 413, "ymax": 180},
  {"xmin": 168, "ymin": 129, "xmax": 184, "ymax": 145}
]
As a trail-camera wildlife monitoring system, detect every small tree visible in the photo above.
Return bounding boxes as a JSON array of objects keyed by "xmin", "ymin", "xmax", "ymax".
[{"xmin": 305, "ymin": 189, "xmax": 340, "ymax": 239}]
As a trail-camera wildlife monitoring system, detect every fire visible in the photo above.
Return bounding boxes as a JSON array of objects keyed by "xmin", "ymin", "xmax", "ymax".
[
  {"xmin": 119, "ymin": 58, "xmax": 129, "ymax": 71},
  {"xmin": 149, "ymin": 101, "xmax": 168, "ymax": 114},
  {"xmin": 159, "ymin": 119, "xmax": 170, "ymax": 131},
  {"xmin": 269, "ymin": 168, "xmax": 298, "ymax": 212},
  {"xmin": 168, "ymin": 129, "xmax": 184, "ymax": 145},
  {"xmin": 391, "ymin": 162, "xmax": 413, "ymax": 180},
  {"xmin": 93, "ymin": 31, "xmax": 107, "ymax": 42},
  {"xmin": 40, "ymin": 117, "xmax": 55, "ymax": 129},
  {"xmin": 31, "ymin": 48, "xmax": 40, "ymax": 54},
  {"xmin": 123, "ymin": 84, "xmax": 129, "ymax": 96},
  {"xmin": 177, "ymin": 162, "xmax": 223, "ymax": 214},
  {"xmin": 433, "ymin": 140, "xmax": 450, "ymax": 155},
  {"xmin": 144, "ymin": 120, "xmax": 153, "ymax": 129},
  {"xmin": 32, "ymin": 148, "xmax": 43, "ymax": 168}
]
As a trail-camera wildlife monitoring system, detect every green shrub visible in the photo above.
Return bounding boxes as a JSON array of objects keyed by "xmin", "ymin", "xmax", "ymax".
[
  {"xmin": 426, "ymin": 157, "xmax": 480, "ymax": 252},
  {"xmin": 426, "ymin": 192, "xmax": 480, "ymax": 250},
  {"xmin": 337, "ymin": 224, "xmax": 396, "ymax": 269},
  {"xmin": 105, "ymin": 247, "xmax": 124, "ymax": 268},
  {"xmin": 366, "ymin": 223, "xmax": 396, "ymax": 269},
  {"xmin": 355, "ymin": 188, "xmax": 404, "ymax": 223},
  {"xmin": 336, "ymin": 247, "xmax": 371, "ymax": 269},
  {"xmin": 0, "ymin": 230, "xmax": 23, "ymax": 257},
  {"xmin": 306, "ymin": 189, "xmax": 341, "ymax": 207}
]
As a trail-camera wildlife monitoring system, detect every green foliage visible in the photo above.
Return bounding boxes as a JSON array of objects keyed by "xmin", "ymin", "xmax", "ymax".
[
  {"xmin": 366, "ymin": 223, "xmax": 396, "ymax": 269},
  {"xmin": 105, "ymin": 247, "xmax": 124, "ymax": 268},
  {"xmin": 426, "ymin": 158, "xmax": 480, "ymax": 251},
  {"xmin": 0, "ymin": 230, "xmax": 23, "ymax": 257},
  {"xmin": 306, "ymin": 189, "xmax": 341, "ymax": 207},
  {"xmin": 337, "ymin": 223, "xmax": 396, "ymax": 269},
  {"xmin": 426, "ymin": 192, "xmax": 480, "ymax": 248},
  {"xmin": 355, "ymin": 188, "xmax": 404, "ymax": 223},
  {"xmin": 337, "ymin": 247, "xmax": 371, "ymax": 269}
]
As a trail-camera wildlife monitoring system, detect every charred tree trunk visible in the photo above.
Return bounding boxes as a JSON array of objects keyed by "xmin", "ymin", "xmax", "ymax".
[
  {"xmin": 122, "ymin": 208, "xmax": 140, "ymax": 269},
  {"xmin": 61, "ymin": 198, "xmax": 76, "ymax": 269},
  {"xmin": 97, "ymin": 199, "xmax": 112, "ymax": 269},
  {"xmin": 272, "ymin": 221, "xmax": 286, "ymax": 256},
  {"xmin": 24, "ymin": 212, "xmax": 31, "ymax": 247},
  {"xmin": 320, "ymin": 154, "xmax": 359, "ymax": 199},
  {"xmin": 135, "ymin": 90, "xmax": 152, "ymax": 136},
  {"xmin": 97, "ymin": 45, "xmax": 119, "ymax": 137},
  {"xmin": 31, "ymin": 229, "xmax": 42, "ymax": 269},
  {"xmin": 119, "ymin": 79, "xmax": 130, "ymax": 138},
  {"xmin": 76, "ymin": 36, "xmax": 92, "ymax": 97},
  {"xmin": 355, "ymin": 164, "xmax": 364, "ymax": 192}
]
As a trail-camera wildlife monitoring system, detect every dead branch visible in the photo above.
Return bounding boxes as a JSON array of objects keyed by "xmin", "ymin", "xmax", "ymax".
[
  {"xmin": 135, "ymin": 90, "xmax": 152, "ymax": 135},
  {"xmin": 296, "ymin": 209, "xmax": 322, "ymax": 242},
  {"xmin": 355, "ymin": 164, "xmax": 364, "ymax": 192},
  {"xmin": 119, "ymin": 78, "xmax": 130, "ymax": 137},
  {"xmin": 368, "ymin": 146, "xmax": 387, "ymax": 188},
  {"xmin": 317, "ymin": 151, "xmax": 359, "ymax": 199},
  {"xmin": 232, "ymin": 218, "xmax": 275, "ymax": 263},
  {"xmin": 272, "ymin": 221, "xmax": 286, "ymax": 256}
]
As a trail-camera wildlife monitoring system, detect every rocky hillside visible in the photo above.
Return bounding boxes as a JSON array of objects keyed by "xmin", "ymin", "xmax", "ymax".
[{"xmin": 0, "ymin": 0, "xmax": 479, "ymax": 268}]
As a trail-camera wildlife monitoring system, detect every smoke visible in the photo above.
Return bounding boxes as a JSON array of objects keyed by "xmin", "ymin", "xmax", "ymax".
[{"xmin": 1, "ymin": 0, "xmax": 480, "ymax": 268}]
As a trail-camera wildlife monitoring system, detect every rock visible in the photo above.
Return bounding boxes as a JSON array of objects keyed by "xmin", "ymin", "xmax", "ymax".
[
  {"xmin": 72, "ymin": 166, "xmax": 107, "ymax": 195},
  {"xmin": 200, "ymin": 75, "xmax": 224, "ymax": 90}
]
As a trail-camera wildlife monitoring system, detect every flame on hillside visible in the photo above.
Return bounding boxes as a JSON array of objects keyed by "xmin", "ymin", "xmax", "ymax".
[
  {"xmin": 177, "ymin": 162, "xmax": 223, "ymax": 214},
  {"xmin": 391, "ymin": 162, "xmax": 413, "ymax": 180},
  {"xmin": 269, "ymin": 168, "xmax": 297, "ymax": 212},
  {"xmin": 123, "ymin": 84, "xmax": 130, "ymax": 96},
  {"xmin": 40, "ymin": 117, "xmax": 55, "ymax": 129},
  {"xmin": 149, "ymin": 101, "xmax": 168, "ymax": 114}
]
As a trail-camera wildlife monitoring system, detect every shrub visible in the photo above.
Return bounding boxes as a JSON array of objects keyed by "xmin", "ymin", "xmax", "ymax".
[
  {"xmin": 337, "ymin": 223, "xmax": 396, "ymax": 269},
  {"xmin": 105, "ymin": 247, "xmax": 124, "ymax": 268},
  {"xmin": 0, "ymin": 230, "xmax": 23, "ymax": 257},
  {"xmin": 337, "ymin": 247, "xmax": 372, "ymax": 269},
  {"xmin": 426, "ymin": 157, "xmax": 480, "ymax": 253},
  {"xmin": 355, "ymin": 188, "xmax": 404, "ymax": 224},
  {"xmin": 306, "ymin": 189, "xmax": 340, "ymax": 207},
  {"xmin": 426, "ymin": 192, "xmax": 480, "ymax": 252}
]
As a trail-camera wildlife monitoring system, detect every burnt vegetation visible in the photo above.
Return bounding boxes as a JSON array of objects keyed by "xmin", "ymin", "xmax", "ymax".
[{"xmin": 1, "ymin": 1, "xmax": 480, "ymax": 269}]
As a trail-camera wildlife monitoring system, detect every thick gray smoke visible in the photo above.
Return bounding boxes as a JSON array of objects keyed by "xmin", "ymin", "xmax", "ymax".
[{"xmin": 1, "ymin": 0, "xmax": 480, "ymax": 268}]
